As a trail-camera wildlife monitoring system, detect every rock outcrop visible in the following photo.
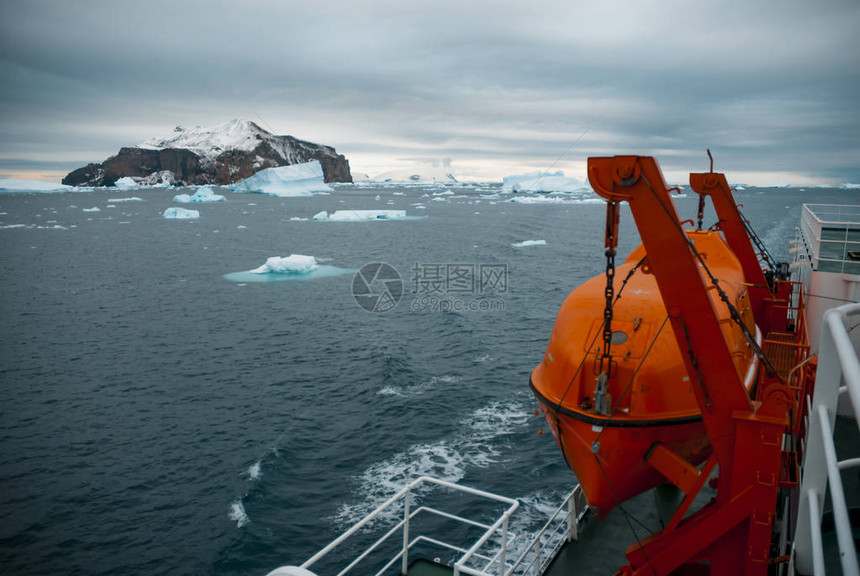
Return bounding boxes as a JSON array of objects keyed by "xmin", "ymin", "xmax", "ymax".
[{"xmin": 63, "ymin": 119, "xmax": 351, "ymax": 186}]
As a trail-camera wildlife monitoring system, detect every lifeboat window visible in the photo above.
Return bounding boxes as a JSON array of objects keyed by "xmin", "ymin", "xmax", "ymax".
[{"xmin": 610, "ymin": 331, "xmax": 628, "ymax": 345}]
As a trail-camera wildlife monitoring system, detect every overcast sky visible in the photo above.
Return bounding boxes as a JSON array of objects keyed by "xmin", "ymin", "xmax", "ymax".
[{"xmin": 1, "ymin": 0, "xmax": 858, "ymax": 184}]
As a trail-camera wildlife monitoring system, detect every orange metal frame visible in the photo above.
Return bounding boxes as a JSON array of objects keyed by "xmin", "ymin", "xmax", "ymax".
[{"xmin": 587, "ymin": 156, "xmax": 802, "ymax": 575}]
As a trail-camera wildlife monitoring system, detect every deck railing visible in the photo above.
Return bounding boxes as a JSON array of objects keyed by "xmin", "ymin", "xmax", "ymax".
[
  {"xmin": 507, "ymin": 484, "xmax": 588, "ymax": 576},
  {"xmin": 266, "ymin": 477, "xmax": 587, "ymax": 576},
  {"xmin": 794, "ymin": 303, "xmax": 860, "ymax": 575}
]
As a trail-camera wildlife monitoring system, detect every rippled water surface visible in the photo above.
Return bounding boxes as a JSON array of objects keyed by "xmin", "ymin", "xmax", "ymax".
[{"xmin": 0, "ymin": 182, "xmax": 852, "ymax": 575}]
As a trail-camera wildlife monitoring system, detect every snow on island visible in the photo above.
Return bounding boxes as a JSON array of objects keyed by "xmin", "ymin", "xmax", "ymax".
[
  {"xmin": 173, "ymin": 186, "xmax": 226, "ymax": 203},
  {"xmin": 231, "ymin": 161, "xmax": 333, "ymax": 196},
  {"xmin": 163, "ymin": 207, "xmax": 200, "ymax": 219},
  {"xmin": 312, "ymin": 210, "xmax": 410, "ymax": 221},
  {"xmin": 502, "ymin": 171, "xmax": 588, "ymax": 193}
]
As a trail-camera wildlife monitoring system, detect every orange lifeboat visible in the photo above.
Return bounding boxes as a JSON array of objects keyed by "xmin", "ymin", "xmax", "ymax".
[{"xmin": 530, "ymin": 229, "xmax": 759, "ymax": 518}]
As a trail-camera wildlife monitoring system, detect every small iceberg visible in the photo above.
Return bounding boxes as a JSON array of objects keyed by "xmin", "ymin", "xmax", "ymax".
[
  {"xmin": 512, "ymin": 239, "xmax": 547, "ymax": 247},
  {"xmin": 231, "ymin": 161, "xmax": 333, "ymax": 196},
  {"xmin": 82, "ymin": 207, "xmax": 101, "ymax": 212},
  {"xmin": 312, "ymin": 210, "xmax": 414, "ymax": 221},
  {"xmin": 251, "ymin": 255, "xmax": 319, "ymax": 275},
  {"xmin": 114, "ymin": 176, "xmax": 140, "ymax": 189},
  {"xmin": 163, "ymin": 207, "xmax": 200, "ymax": 219},
  {"xmin": 108, "ymin": 197, "xmax": 144, "ymax": 203},
  {"xmin": 224, "ymin": 254, "xmax": 354, "ymax": 283},
  {"xmin": 173, "ymin": 186, "xmax": 226, "ymax": 203}
]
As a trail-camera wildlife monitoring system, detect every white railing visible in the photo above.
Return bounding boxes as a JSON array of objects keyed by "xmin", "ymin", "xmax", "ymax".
[
  {"xmin": 794, "ymin": 303, "xmax": 860, "ymax": 575},
  {"xmin": 267, "ymin": 477, "xmax": 587, "ymax": 576},
  {"xmin": 507, "ymin": 484, "xmax": 588, "ymax": 576}
]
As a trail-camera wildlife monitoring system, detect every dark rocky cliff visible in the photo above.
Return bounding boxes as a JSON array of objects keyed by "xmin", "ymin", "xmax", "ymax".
[{"xmin": 63, "ymin": 121, "xmax": 351, "ymax": 187}]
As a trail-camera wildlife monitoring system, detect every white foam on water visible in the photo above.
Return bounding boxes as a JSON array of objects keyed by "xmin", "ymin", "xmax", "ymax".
[
  {"xmin": 229, "ymin": 499, "xmax": 250, "ymax": 528},
  {"xmin": 246, "ymin": 460, "xmax": 262, "ymax": 481},
  {"xmin": 334, "ymin": 398, "xmax": 530, "ymax": 526},
  {"xmin": 377, "ymin": 375, "xmax": 459, "ymax": 397}
]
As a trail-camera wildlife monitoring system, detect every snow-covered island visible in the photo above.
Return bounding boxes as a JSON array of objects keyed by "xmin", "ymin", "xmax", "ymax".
[{"xmin": 62, "ymin": 119, "xmax": 352, "ymax": 187}]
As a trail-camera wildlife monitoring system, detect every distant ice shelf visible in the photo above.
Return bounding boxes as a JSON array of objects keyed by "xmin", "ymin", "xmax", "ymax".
[
  {"xmin": 0, "ymin": 179, "xmax": 77, "ymax": 193},
  {"xmin": 231, "ymin": 161, "xmax": 332, "ymax": 196},
  {"xmin": 501, "ymin": 170, "xmax": 589, "ymax": 193}
]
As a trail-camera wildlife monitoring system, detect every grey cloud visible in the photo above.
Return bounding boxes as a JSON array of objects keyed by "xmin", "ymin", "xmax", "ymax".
[{"xmin": 1, "ymin": 0, "xmax": 858, "ymax": 183}]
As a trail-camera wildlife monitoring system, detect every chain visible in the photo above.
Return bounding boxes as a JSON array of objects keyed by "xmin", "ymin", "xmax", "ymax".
[
  {"xmin": 602, "ymin": 245, "xmax": 616, "ymax": 372},
  {"xmin": 601, "ymin": 201, "xmax": 619, "ymax": 373}
]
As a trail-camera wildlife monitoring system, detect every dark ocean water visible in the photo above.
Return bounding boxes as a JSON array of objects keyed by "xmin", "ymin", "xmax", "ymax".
[{"xmin": 0, "ymin": 181, "xmax": 854, "ymax": 575}]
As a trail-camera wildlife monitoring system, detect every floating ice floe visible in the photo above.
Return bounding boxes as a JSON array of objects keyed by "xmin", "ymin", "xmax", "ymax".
[
  {"xmin": 231, "ymin": 160, "xmax": 333, "ymax": 196},
  {"xmin": 312, "ymin": 210, "xmax": 415, "ymax": 221},
  {"xmin": 0, "ymin": 178, "xmax": 75, "ymax": 193},
  {"xmin": 173, "ymin": 186, "xmax": 226, "ymax": 203},
  {"xmin": 82, "ymin": 207, "xmax": 101, "ymax": 212},
  {"xmin": 163, "ymin": 207, "xmax": 200, "ymax": 219},
  {"xmin": 502, "ymin": 170, "xmax": 588, "ymax": 193},
  {"xmin": 224, "ymin": 254, "xmax": 354, "ymax": 283},
  {"xmin": 108, "ymin": 197, "xmax": 144, "ymax": 202},
  {"xmin": 512, "ymin": 240, "xmax": 547, "ymax": 247}
]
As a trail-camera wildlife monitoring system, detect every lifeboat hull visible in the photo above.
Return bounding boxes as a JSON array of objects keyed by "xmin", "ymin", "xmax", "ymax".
[
  {"xmin": 532, "ymin": 382, "xmax": 711, "ymax": 518},
  {"xmin": 531, "ymin": 231, "xmax": 758, "ymax": 518}
]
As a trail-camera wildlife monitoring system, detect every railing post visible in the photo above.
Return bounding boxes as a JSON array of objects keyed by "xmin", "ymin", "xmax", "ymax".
[
  {"xmin": 795, "ymin": 305, "xmax": 860, "ymax": 575},
  {"xmin": 498, "ymin": 515, "xmax": 508, "ymax": 576},
  {"xmin": 567, "ymin": 493, "xmax": 576, "ymax": 542},
  {"xmin": 534, "ymin": 538, "xmax": 542, "ymax": 576},
  {"xmin": 402, "ymin": 486, "xmax": 410, "ymax": 575}
]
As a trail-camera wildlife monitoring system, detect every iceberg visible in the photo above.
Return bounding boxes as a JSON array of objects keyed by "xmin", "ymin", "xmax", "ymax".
[
  {"xmin": 231, "ymin": 161, "xmax": 333, "ymax": 196},
  {"xmin": 251, "ymin": 255, "xmax": 319, "ymax": 275},
  {"xmin": 312, "ymin": 210, "xmax": 411, "ymax": 221},
  {"xmin": 82, "ymin": 207, "xmax": 101, "ymax": 212},
  {"xmin": 163, "ymin": 207, "xmax": 200, "ymax": 219},
  {"xmin": 108, "ymin": 197, "xmax": 144, "ymax": 202},
  {"xmin": 512, "ymin": 240, "xmax": 547, "ymax": 247},
  {"xmin": 173, "ymin": 186, "xmax": 225, "ymax": 203},
  {"xmin": 841, "ymin": 183, "xmax": 860, "ymax": 190},
  {"xmin": 502, "ymin": 171, "xmax": 588, "ymax": 193}
]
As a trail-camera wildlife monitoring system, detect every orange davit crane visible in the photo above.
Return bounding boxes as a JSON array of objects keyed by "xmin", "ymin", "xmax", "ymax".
[{"xmin": 535, "ymin": 155, "xmax": 809, "ymax": 575}]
